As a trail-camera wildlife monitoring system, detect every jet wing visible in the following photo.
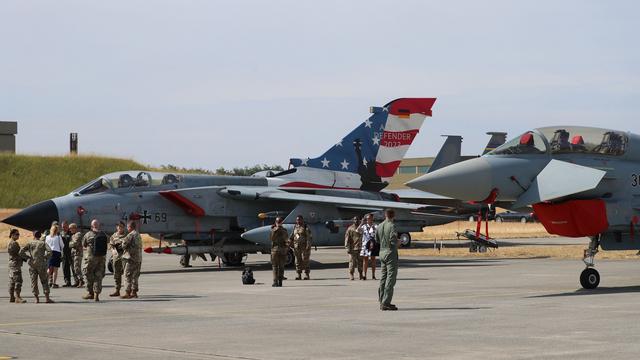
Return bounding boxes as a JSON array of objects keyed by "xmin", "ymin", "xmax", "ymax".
[
  {"xmin": 256, "ymin": 190, "xmax": 430, "ymax": 211},
  {"xmin": 512, "ymin": 160, "xmax": 607, "ymax": 209}
]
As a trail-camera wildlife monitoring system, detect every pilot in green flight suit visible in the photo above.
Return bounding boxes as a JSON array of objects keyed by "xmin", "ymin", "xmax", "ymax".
[{"xmin": 376, "ymin": 209, "xmax": 399, "ymax": 311}]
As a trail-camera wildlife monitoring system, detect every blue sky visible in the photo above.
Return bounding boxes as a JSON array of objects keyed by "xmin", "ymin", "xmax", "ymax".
[{"xmin": 1, "ymin": 1, "xmax": 638, "ymax": 169}]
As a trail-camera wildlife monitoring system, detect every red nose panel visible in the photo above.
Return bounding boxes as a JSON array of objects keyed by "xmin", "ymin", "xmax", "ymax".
[{"xmin": 533, "ymin": 199, "xmax": 609, "ymax": 237}]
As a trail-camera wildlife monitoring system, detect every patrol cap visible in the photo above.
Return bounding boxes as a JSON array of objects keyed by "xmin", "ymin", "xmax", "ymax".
[
  {"xmin": 33, "ymin": 230, "xmax": 42, "ymax": 239},
  {"xmin": 117, "ymin": 221, "xmax": 126, "ymax": 227},
  {"xmin": 9, "ymin": 229, "xmax": 19, "ymax": 237}
]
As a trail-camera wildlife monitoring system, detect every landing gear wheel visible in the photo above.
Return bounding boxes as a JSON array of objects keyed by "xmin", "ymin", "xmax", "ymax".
[
  {"xmin": 468, "ymin": 216, "xmax": 475, "ymax": 222},
  {"xmin": 520, "ymin": 217, "xmax": 527, "ymax": 223},
  {"xmin": 107, "ymin": 258, "xmax": 114, "ymax": 273},
  {"xmin": 495, "ymin": 217, "xmax": 503, "ymax": 223},
  {"xmin": 222, "ymin": 252, "xmax": 245, "ymax": 267},
  {"xmin": 580, "ymin": 268, "xmax": 600, "ymax": 289},
  {"xmin": 399, "ymin": 233, "xmax": 412, "ymax": 248},
  {"xmin": 285, "ymin": 248, "xmax": 295, "ymax": 268}
]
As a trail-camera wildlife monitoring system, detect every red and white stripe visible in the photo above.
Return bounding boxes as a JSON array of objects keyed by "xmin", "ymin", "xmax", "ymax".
[{"xmin": 375, "ymin": 98, "xmax": 436, "ymax": 180}]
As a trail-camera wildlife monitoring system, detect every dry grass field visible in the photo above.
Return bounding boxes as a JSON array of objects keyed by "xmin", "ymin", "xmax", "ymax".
[{"xmin": 412, "ymin": 221, "xmax": 553, "ymax": 241}]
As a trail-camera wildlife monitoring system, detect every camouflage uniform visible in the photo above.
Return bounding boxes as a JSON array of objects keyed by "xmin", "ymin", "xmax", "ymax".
[
  {"xmin": 376, "ymin": 219, "xmax": 399, "ymax": 308},
  {"xmin": 122, "ymin": 230, "xmax": 142, "ymax": 296},
  {"xmin": 19, "ymin": 238, "xmax": 51, "ymax": 298},
  {"xmin": 82, "ymin": 230, "xmax": 106, "ymax": 296},
  {"xmin": 69, "ymin": 232, "xmax": 84, "ymax": 285},
  {"xmin": 344, "ymin": 224, "xmax": 363, "ymax": 279},
  {"xmin": 109, "ymin": 232, "xmax": 126, "ymax": 292},
  {"xmin": 270, "ymin": 225, "xmax": 289, "ymax": 286},
  {"xmin": 7, "ymin": 239, "xmax": 24, "ymax": 302},
  {"xmin": 290, "ymin": 224, "xmax": 312, "ymax": 279}
]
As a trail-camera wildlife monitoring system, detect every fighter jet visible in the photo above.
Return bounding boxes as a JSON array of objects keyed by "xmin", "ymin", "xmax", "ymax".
[
  {"xmin": 3, "ymin": 98, "xmax": 443, "ymax": 267},
  {"xmin": 407, "ymin": 126, "xmax": 639, "ymax": 289}
]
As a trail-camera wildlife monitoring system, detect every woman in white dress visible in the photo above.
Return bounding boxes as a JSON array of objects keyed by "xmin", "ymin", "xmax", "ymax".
[
  {"xmin": 45, "ymin": 224, "xmax": 64, "ymax": 288},
  {"xmin": 359, "ymin": 214, "xmax": 378, "ymax": 280}
]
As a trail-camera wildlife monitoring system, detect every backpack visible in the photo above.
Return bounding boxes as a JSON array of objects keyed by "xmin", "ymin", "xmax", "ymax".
[
  {"xmin": 93, "ymin": 231, "xmax": 108, "ymax": 256},
  {"xmin": 242, "ymin": 268, "xmax": 256, "ymax": 285}
]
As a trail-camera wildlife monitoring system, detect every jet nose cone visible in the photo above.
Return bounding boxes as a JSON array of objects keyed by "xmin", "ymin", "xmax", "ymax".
[
  {"xmin": 2, "ymin": 200, "xmax": 59, "ymax": 231},
  {"xmin": 406, "ymin": 158, "xmax": 493, "ymax": 201},
  {"xmin": 241, "ymin": 226, "xmax": 271, "ymax": 246}
]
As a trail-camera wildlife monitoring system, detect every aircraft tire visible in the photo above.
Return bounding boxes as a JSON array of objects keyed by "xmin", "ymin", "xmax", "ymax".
[
  {"xmin": 520, "ymin": 217, "xmax": 527, "ymax": 224},
  {"xmin": 580, "ymin": 268, "xmax": 600, "ymax": 289},
  {"xmin": 495, "ymin": 217, "xmax": 503, "ymax": 223},
  {"xmin": 399, "ymin": 233, "xmax": 412, "ymax": 248},
  {"xmin": 468, "ymin": 216, "xmax": 475, "ymax": 222}
]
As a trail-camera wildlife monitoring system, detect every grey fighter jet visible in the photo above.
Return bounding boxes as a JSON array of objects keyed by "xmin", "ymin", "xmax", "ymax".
[
  {"xmin": 4, "ymin": 98, "xmax": 446, "ymax": 267},
  {"xmin": 407, "ymin": 126, "xmax": 639, "ymax": 289}
]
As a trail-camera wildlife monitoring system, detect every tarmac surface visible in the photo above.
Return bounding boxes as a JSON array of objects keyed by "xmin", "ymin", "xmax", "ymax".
[{"xmin": 2, "ymin": 239, "xmax": 640, "ymax": 360}]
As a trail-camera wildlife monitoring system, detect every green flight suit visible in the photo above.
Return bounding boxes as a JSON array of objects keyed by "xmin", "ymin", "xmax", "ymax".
[{"xmin": 376, "ymin": 219, "xmax": 399, "ymax": 306}]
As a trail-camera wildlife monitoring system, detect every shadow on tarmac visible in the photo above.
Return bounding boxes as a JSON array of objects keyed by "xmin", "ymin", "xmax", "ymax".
[
  {"xmin": 398, "ymin": 307, "xmax": 492, "ymax": 311},
  {"xmin": 529, "ymin": 286, "xmax": 640, "ymax": 298}
]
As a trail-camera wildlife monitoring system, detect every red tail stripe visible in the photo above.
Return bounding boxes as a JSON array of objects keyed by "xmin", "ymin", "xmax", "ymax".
[
  {"xmin": 380, "ymin": 130, "xmax": 419, "ymax": 147},
  {"xmin": 388, "ymin": 98, "xmax": 436, "ymax": 116},
  {"xmin": 376, "ymin": 161, "xmax": 402, "ymax": 178}
]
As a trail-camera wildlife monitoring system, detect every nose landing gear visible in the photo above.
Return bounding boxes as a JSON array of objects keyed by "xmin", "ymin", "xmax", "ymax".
[{"xmin": 580, "ymin": 236, "xmax": 601, "ymax": 289}]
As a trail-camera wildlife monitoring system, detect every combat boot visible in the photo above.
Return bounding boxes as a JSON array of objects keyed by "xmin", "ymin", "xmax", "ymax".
[
  {"xmin": 82, "ymin": 292, "xmax": 94, "ymax": 300},
  {"xmin": 278, "ymin": 279, "xmax": 283, "ymax": 287},
  {"xmin": 272, "ymin": 281, "xmax": 278, "ymax": 287},
  {"xmin": 44, "ymin": 295, "xmax": 54, "ymax": 304},
  {"xmin": 14, "ymin": 290, "xmax": 26, "ymax": 304},
  {"xmin": 131, "ymin": 291, "xmax": 138, "ymax": 298},
  {"xmin": 295, "ymin": 272, "xmax": 302, "ymax": 280},
  {"xmin": 94, "ymin": 293, "xmax": 100, "ymax": 302},
  {"xmin": 349, "ymin": 274, "xmax": 355, "ymax": 281},
  {"xmin": 358, "ymin": 272, "xmax": 364, "ymax": 280},
  {"xmin": 120, "ymin": 291, "xmax": 132, "ymax": 299},
  {"xmin": 9, "ymin": 286, "xmax": 15, "ymax": 303},
  {"xmin": 109, "ymin": 289, "xmax": 121, "ymax": 297},
  {"xmin": 303, "ymin": 273, "xmax": 310, "ymax": 280}
]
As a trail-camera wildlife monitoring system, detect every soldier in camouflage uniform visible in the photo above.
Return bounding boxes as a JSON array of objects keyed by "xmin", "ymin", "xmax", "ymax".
[
  {"xmin": 344, "ymin": 217, "xmax": 364, "ymax": 281},
  {"xmin": 109, "ymin": 221, "xmax": 127, "ymax": 297},
  {"xmin": 290, "ymin": 215, "xmax": 313, "ymax": 280},
  {"xmin": 8, "ymin": 229, "xmax": 26, "ymax": 303},
  {"xmin": 82, "ymin": 219, "xmax": 107, "ymax": 302},
  {"xmin": 19, "ymin": 231, "xmax": 54, "ymax": 303},
  {"xmin": 68, "ymin": 223, "xmax": 84, "ymax": 288},
  {"xmin": 377, "ymin": 209, "xmax": 399, "ymax": 311},
  {"xmin": 121, "ymin": 221, "xmax": 143, "ymax": 299},
  {"xmin": 270, "ymin": 217, "xmax": 289, "ymax": 287}
]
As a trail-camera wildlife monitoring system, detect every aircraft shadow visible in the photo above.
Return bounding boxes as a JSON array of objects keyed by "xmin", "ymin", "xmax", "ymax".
[{"xmin": 529, "ymin": 286, "xmax": 640, "ymax": 298}]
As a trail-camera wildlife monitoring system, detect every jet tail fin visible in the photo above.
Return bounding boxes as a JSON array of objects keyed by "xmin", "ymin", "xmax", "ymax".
[
  {"xmin": 289, "ymin": 98, "xmax": 436, "ymax": 191},
  {"xmin": 427, "ymin": 135, "xmax": 462, "ymax": 174},
  {"xmin": 483, "ymin": 132, "xmax": 508, "ymax": 155}
]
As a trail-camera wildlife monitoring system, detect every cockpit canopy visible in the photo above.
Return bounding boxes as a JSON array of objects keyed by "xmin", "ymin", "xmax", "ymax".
[
  {"xmin": 72, "ymin": 171, "xmax": 183, "ymax": 196},
  {"xmin": 486, "ymin": 126, "xmax": 628, "ymax": 157}
]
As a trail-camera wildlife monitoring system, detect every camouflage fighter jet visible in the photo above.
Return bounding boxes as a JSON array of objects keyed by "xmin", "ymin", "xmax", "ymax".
[{"xmin": 407, "ymin": 126, "xmax": 639, "ymax": 289}]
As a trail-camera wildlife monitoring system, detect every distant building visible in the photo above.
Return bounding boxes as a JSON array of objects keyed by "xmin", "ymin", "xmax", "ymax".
[
  {"xmin": 387, "ymin": 156, "xmax": 477, "ymax": 190},
  {"xmin": 0, "ymin": 121, "xmax": 17, "ymax": 153}
]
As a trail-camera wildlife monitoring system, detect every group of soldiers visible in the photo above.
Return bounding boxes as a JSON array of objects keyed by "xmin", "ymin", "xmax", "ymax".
[
  {"xmin": 269, "ymin": 210, "xmax": 400, "ymax": 311},
  {"xmin": 7, "ymin": 218, "xmax": 143, "ymax": 303}
]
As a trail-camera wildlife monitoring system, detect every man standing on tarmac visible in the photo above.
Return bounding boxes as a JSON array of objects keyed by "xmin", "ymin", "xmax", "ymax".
[
  {"xmin": 68, "ymin": 223, "xmax": 84, "ymax": 288},
  {"xmin": 60, "ymin": 221, "xmax": 73, "ymax": 287},
  {"xmin": 377, "ymin": 209, "xmax": 399, "ymax": 311},
  {"xmin": 121, "ymin": 221, "xmax": 143, "ymax": 299},
  {"xmin": 344, "ymin": 216, "xmax": 364, "ymax": 280},
  {"xmin": 290, "ymin": 215, "xmax": 313, "ymax": 280},
  {"xmin": 109, "ymin": 221, "xmax": 127, "ymax": 297},
  {"xmin": 82, "ymin": 219, "xmax": 108, "ymax": 302},
  {"xmin": 270, "ymin": 217, "xmax": 289, "ymax": 287}
]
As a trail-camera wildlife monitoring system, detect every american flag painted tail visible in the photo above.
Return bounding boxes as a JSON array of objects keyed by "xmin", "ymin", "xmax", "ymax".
[{"xmin": 289, "ymin": 98, "xmax": 436, "ymax": 191}]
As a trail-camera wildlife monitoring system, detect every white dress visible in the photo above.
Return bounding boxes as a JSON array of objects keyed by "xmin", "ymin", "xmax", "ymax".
[{"xmin": 359, "ymin": 224, "xmax": 376, "ymax": 257}]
